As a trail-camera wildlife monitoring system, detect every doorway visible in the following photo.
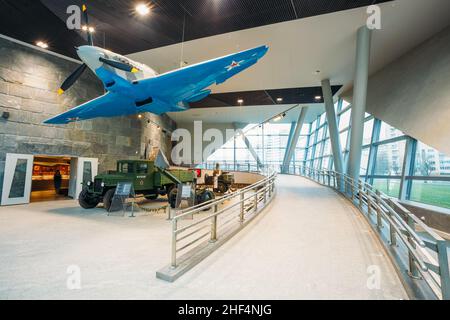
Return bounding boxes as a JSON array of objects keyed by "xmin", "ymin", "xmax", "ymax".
[
  {"xmin": 1, "ymin": 154, "xmax": 98, "ymax": 206},
  {"xmin": 30, "ymin": 156, "xmax": 71, "ymax": 202}
]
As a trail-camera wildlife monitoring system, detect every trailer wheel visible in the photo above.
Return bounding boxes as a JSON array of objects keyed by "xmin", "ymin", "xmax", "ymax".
[
  {"xmin": 199, "ymin": 190, "xmax": 215, "ymax": 209},
  {"xmin": 103, "ymin": 188, "xmax": 116, "ymax": 211},
  {"xmin": 78, "ymin": 190, "xmax": 100, "ymax": 209}
]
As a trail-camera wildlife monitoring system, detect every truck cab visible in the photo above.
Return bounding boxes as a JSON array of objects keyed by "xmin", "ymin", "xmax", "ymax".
[{"xmin": 79, "ymin": 159, "xmax": 198, "ymax": 210}]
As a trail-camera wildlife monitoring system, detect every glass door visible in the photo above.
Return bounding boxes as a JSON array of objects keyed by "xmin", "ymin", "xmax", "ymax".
[
  {"xmin": 72, "ymin": 158, "xmax": 98, "ymax": 200},
  {"xmin": 1, "ymin": 154, "xmax": 34, "ymax": 206}
]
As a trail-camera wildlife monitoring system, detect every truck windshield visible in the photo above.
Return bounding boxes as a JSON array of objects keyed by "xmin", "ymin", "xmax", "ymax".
[
  {"xmin": 136, "ymin": 163, "xmax": 148, "ymax": 174},
  {"xmin": 119, "ymin": 162, "xmax": 134, "ymax": 173}
]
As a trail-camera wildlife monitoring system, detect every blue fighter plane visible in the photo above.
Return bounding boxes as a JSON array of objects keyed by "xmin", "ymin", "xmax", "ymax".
[{"xmin": 44, "ymin": 6, "xmax": 268, "ymax": 125}]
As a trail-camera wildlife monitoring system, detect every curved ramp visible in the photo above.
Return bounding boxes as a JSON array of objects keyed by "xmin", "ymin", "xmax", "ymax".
[{"xmin": 173, "ymin": 174, "xmax": 408, "ymax": 300}]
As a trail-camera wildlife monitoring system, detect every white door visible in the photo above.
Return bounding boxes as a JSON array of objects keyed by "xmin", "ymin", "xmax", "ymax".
[
  {"xmin": 1, "ymin": 154, "xmax": 34, "ymax": 206},
  {"xmin": 70, "ymin": 157, "xmax": 98, "ymax": 200}
]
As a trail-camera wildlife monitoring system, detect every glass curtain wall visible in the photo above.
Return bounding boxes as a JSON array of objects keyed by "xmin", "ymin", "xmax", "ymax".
[{"xmin": 204, "ymin": 99, "xmax": 450, "ymax": 210}]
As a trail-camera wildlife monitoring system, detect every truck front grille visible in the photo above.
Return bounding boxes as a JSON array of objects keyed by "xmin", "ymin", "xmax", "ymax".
[{"xmin": 94, "ymin": 179, "xmax": 103, "ymax": 193}]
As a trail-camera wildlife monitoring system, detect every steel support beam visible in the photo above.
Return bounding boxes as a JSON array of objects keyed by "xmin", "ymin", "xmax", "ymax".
[
  {"xmin": 233, "ymin": 123, "xmax": 263, "ymax": 171},
  {"xmin": 400, "ymin": 137, "xmax": 417, "ymax": 201},
  {"xmin": 322, "ymin": 79, "xmax": 344, "ymax": 176},
  {"xmin": 282, "ymin": 107, "xmax": 308, "ymax": 173},
  {"xmin": 347, "ymin": 26, "xmax": 372, "ymax": 181}
]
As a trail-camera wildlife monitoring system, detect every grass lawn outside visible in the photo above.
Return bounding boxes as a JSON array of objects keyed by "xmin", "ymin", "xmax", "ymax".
[{"xmin": 371, "ymin": 179, "xmax": 450, "ymax": 210}]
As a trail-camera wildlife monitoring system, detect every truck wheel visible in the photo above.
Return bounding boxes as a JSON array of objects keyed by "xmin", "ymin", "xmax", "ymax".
[
  {"xmin": 145, "ymin": 194, "xmax": 158, "ymax": 200},
  {"xmin": 168, "ymin": 188, "xmax": 178, "ymax": 209},
  {"xmin": 103, "ymin": 188, "xmax": 116, "ymax": 211},
  {"xmin": 215, "ymin": 182, "xmax": 228, "ymax": 194},
  {"xmin": 78, "ymin": 190, "xmax": 100, "ymax": 209}
]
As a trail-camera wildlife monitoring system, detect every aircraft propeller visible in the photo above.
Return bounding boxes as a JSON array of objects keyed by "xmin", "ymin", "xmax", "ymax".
[
  {"xmin": 57, "ymin": 5, "xmax": 139, "ymax": 95},
  {"xmin": 99, "ymin": 57, "xmax": 139, "ymax": 73}
]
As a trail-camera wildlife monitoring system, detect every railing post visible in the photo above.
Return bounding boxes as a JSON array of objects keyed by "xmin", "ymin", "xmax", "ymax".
[
  {"xmin": 254, "ymin": 189, "xmax": 258, "ymax": 213},
  {"xmin": 210, "ymin": 204, "xmax": 218, "ymax": 243},
  {"xmin": 406, "ymin": 215, "xmax": 419, "ymax": 279},
  {"xmin": 240, "ymin": 192, "xmax": 245, "ymax": 223},
  {"xmin": 367, "ymin": 190, "xmax": 372, "ymax": 216},
  {"xmin": 263, "ymin": 185, "xmax": 267, "ymax": 204},
  {"xmin": 358, "ymin": 182, "xmax": 363, "ymax": 209},
  {"xmin": 171, "ymin": 218, "xmax": 178, "ymax": 268},
  {"xmin": 375, "ymin": 190, "xmax": 382, "ymax": 231},
  {"xmin": 351, "ymin": 180, "xmax": 355, "ymax": 201},
  {"xmin": 436, "ymin": 240, "xmax": 450, "ymax": 300},
  {"xmin": 327, "ymin": 171, "xmax": 331, "ymax": 187},
  {"xmin": 386, "ymin": 199, "xmax": 397, "ymax": 246}
]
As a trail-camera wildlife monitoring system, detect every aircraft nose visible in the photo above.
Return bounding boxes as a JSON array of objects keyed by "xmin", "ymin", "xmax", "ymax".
[{"xmin": 77, "ymin": 46, "xmax": 104, "ymax": 70}]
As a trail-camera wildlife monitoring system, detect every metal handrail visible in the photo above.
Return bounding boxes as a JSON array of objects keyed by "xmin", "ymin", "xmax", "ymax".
[
  {"xmin": 168, "ymin": 169, "xmax": 277, "ymax": 271},
  {"xmin": 295, "ymin": 165, "xmax": 450, "ymax": 300}
]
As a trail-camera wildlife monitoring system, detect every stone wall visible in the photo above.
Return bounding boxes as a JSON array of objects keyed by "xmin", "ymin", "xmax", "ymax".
[{"xmin": 0, "ymin": 36, "xmax": 175, "ymax": 198}]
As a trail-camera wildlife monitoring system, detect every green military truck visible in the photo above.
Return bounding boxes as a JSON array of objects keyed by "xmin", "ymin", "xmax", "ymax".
[{"xmin": 78, "ymin": 159, "xmax": 213, "ymax": 210}]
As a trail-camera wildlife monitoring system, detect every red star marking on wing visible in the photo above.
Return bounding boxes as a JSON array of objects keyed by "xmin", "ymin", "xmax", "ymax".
[{"xmin": 226, "ymin": 60, "xmax": 242, "ymax": 71}]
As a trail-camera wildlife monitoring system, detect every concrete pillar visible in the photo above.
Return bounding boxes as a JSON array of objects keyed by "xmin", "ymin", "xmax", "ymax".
[
  {"xmin": 282, "ymin": 107, "xmax": 308, "ymax": 173},
  {"xmin": 322, "ymin": 79, "xmax": 344, "ymax": 175},
  {"xmin": 347, "ymin": 26, "xmax": 372, "ymax": 181}
]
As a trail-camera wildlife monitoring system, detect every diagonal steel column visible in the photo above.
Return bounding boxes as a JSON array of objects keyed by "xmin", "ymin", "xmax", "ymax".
[
  {"xmin": 347, "ymin": 26, "xmax": 372, "ymax": 181},
  {"xmin": 322, "ymin": 79, "xmax": 344, "ymax": 175},
  {"xmin": 282, "ymin": 107, "xmax": 308, "ymax": 173},
  {"xmin": 233, "ymin": 123, "xmax": 264, "ymax": 171}
]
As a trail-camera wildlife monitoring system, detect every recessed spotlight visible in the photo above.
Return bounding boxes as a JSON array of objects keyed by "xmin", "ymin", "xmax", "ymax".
[
  {"xmin": 315, "ymin": 96, "xmax": 322, "ymax": 101},
  {"xmin": 136, "ymin": 3, "xmax": 150, "ymax": 16},
  {"xmin": 82, "ymin": 25, "xmax": 88, "ymax": 31},
  {"xmin": 88, "ymin": 27, "xmax": 95, "ymax": 33},
  {"xmin": 237, "ymin": 99, "xmax": 244, "ymax": 104},
  {"xmin": 138, "ymin": 114, "xmax": 143, "ymax": 119},
  {"xmin": 36, "ymin": 41, "xmax": 48, "ymax": 49},
  {"xmin": 276, "ymin": 98, "xmax": 283, "ymax": 103}
]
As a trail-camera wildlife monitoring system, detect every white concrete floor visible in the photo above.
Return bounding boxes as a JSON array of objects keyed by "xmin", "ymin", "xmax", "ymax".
[{"xmin": 0, "ymin": 175, "xmax": 408, "ymax": 300}]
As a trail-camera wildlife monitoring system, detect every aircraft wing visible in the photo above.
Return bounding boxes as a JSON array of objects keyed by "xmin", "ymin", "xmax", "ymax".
[
  {"xmin": 138, "ymin": 45, "xmax": 269, "ymax": 106},
  {"xmin": 44, "ymin": 92, "xmax": 135, "ymax": 124}
]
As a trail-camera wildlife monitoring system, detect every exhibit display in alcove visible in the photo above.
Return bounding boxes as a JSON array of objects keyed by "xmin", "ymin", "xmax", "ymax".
[{"xmin": 44, "ymin": 5, "xmax": 268, "ymax": 125}]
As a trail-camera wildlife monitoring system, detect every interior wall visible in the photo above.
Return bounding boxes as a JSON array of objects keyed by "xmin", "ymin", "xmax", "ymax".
[
  {"xmin": 342, "ymin": 25, "xmax": 450, "ymax": 155},
  {"xmin": 0, "ymin": 36, "xmax": 174, "ymax": 199}
]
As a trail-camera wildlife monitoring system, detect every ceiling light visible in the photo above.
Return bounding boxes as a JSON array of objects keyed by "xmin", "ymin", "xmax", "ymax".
[
  {"xmin": 315, "ymin": 96, "xmax": 322, "ymax": 101},
  {"xmin": 273, "ymin": 113, "xmax": 286, "ymax": 122},
  {"xmin": 36, "ymin": 41, "xmax": 48, "ymax": 49},
  {"xmin": 138, "ymin": 114, "xmax": 143, "ymax": 119},
  {"xmin": 136, "ymin": 3, "xmax": 150, "ymax": 16},
  {"xmin": 276, "ymin": 98, "xmax": 283, "ymax": 103},
  {"xmin": 237, "ymin": 99, "xmax": 244, "ymax": 104},
  {"xmin": 88, "ymin": 27, "xmax": 95, "ymax": 33},
  {"xmin": 82, "ymin": 25, "xmax": 88, "ymax": 31}
]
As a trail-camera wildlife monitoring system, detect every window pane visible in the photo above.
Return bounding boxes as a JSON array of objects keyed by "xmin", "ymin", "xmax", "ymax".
[
  {"xmin": 410, "ymin": 180, "xmax": 450, "ymax": 209},
  {"xmin": 339, "ymin": 131, "xmax": 348, "ymax": 149},
  {"xmin": 9, "ymin": 159, "xmax": 28, "ymax": 198},
  {"xmin": 296, "ymin": 136, "xmax": 307, "ymax": 148},
  {"xmin": 360, "ymin": 148, "xmax": 370, "ymax": 176},
  {"xmin": 295, "ymin": 149, "xmax": 305, "ymax": 162},
  {"xmin": 339, "ymin": 109, "xmax": 351, "ymax": 131},
  {"xmin": 379, "ymin": 122, "xmax": 404, "ymax": 140},
  {"xmin": 414, "ymin": 142, "xmax": 450, "ymax": 176},
  {"xmin": 363, "ymin": 119, "xmax": 374, "ymax": 145},
  {"xmin": 372, "ymin": 178, "xmax": 401, "ymax": 198},
  {"xmin": 374, "ymin": 141, "xmax": 406, "ymax": 175}
]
